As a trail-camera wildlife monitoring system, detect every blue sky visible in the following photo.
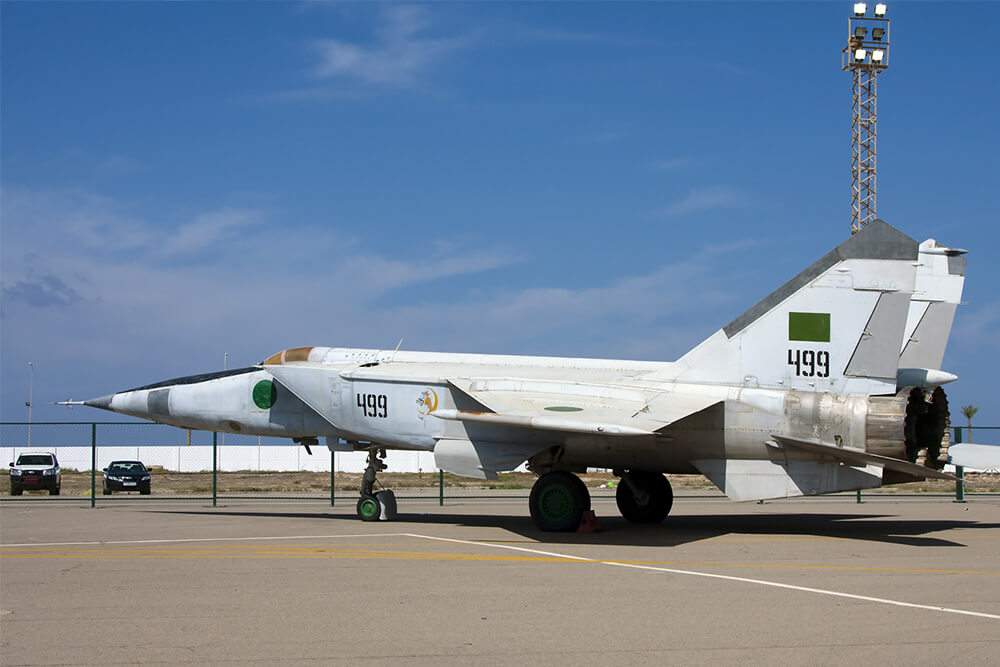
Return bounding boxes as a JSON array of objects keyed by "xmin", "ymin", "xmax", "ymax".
[{"xmin": 2, "ymin": 1, "xmax": 998, "ymax": 433}]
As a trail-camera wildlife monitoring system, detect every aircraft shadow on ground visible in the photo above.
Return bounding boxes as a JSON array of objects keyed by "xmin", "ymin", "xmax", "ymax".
[{"xmin": 149, "ymin": 507, "xmax": 998, "ymax": 549}]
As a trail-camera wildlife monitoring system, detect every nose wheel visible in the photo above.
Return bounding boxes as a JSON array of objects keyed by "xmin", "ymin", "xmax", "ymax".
[{"xmin": 356, "ymin": 448, "xmax": 396, "ymax": 521}]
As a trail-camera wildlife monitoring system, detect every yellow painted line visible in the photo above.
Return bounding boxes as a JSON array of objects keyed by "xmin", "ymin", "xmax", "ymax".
[
  {"xmin": 2, "ymin": 543, "xmax": 998, "ymax": 576},
  {"xmin": 3, "ymin": 531, "xmax": 998, "ymax": 619}
]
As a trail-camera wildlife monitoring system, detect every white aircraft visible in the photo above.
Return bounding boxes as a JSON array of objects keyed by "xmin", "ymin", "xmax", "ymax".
[{"xmin": 69, "ymin": 220, "xmax": 971, "ymax": 530}]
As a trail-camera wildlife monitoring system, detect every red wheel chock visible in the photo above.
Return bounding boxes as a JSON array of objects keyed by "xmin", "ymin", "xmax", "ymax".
[{"xmin": 577, "ymin": 509, "xmax": 603, "ymax": 533}]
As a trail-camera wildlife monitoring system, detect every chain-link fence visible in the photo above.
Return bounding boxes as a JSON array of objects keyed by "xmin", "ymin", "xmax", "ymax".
[{"xmin": 2, "ymin": 422, "xmax": 996, "ymax": 504}]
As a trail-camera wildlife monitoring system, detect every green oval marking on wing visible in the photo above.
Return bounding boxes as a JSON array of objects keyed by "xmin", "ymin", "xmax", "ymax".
[{"xmin": 544, "ymin": 406, "xmax": 583, "ymax": 412}]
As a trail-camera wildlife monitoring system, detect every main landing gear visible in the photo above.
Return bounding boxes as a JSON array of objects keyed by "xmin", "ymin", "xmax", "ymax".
[
  {"xmin": 528, "ymin": 471, "xmax": 592, "ymax": 532},
  {"xmin": 615, "ymin": 470, "xmax": 673, "ymax": 524},
  {"xmin": 356, "ymin": 448, "xmax": 397, "ymax": 521},
  {"xmin": 527, "ymin": 469, "xmax": 674, "ymax": 531}
]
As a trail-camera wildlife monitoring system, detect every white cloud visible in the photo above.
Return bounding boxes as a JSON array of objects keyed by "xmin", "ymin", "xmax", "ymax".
[
  {"xmin": 1, "ymin": 256, "xmax": 82, "ymax": 308},
  {"xmin": 311, "ymin": 6, "xmax": 470, "ymax": 89},
  {"xmin": 657, "ymin": 185, "xmax": 751, "ymax": 219},
  {"xmin": 1, "ymin": 184, "xmax": 751, "ymax": 377},
  {"xmin": 155, "ymin": 208, "xmax": 269, "ymax": 259},
  {"xmin": 0, "ymin": 185, "xmax": 521, "ymax": 331}
]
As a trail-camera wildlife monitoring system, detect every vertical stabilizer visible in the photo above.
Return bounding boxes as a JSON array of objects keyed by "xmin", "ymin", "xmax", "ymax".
[
  {"xmin": 899, "ymin": 239, "xmax": 967, "ymax": 373},
  {"xmin": 673, "ymin": 220, "xmax": 919, "ymax": 395}
]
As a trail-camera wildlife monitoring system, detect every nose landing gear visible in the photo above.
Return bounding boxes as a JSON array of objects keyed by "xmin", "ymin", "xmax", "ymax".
[{"xmin": 356, "ymin": 448, "xmax": 396, "ymax": 521}]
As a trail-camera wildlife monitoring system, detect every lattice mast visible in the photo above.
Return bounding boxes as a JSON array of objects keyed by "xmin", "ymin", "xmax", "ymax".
[{"xmin": 843, "ymin": 3, "xmax": 890, "ymax": 234}]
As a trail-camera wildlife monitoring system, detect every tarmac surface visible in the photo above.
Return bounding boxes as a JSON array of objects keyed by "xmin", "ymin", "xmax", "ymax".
[{"xmin": 2, "ymin": 495, "xmax": 999, "ymax": 665}]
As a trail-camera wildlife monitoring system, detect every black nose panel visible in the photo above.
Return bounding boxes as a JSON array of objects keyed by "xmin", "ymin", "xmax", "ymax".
[{"xmin": 147, "ymin": 388, "xmax": 171, "ymax": 416}]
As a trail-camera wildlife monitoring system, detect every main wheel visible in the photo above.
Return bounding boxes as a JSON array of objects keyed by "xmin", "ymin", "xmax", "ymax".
[
  {"xmin": 529, "ymin": 471, "xmax": 589, "ymax": 532},
  {"xmin": 616, "ymin": 471, "xmax": 673, "ymax": 524},
  {"xmin": 357, "ymin": 495, "xmax": 381, "ymax": 521}
]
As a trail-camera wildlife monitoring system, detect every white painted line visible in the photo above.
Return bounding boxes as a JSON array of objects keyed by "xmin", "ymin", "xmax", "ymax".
[
  {"xmin": 408, "ymin": 533, "xmax": 593, "ymax": 561},
  {"xmin": 407, "ymin": 533, "xmax": 1000, "ymax": 621},
  {"xmin": 604, "ymin": 561, "xmax": 1000, "ymax": 621}
]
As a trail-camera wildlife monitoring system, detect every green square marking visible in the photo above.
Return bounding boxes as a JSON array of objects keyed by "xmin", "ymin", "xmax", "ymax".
[{"xmin": 788, "ymin": 312, "xmax": 830, "ymax": 342}]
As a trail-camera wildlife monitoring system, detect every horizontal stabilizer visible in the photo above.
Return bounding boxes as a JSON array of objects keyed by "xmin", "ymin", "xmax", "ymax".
[
  {"xmin": 692, "ymin": 458, "xmax": 884, "ymax": 502},
  {"xmin": 771, "ymin": 434, "xmax": 954, "ymax": 481},
  {"xmin": 948, "ymin": 443, "xmax": 1000, "ymax": 470}
]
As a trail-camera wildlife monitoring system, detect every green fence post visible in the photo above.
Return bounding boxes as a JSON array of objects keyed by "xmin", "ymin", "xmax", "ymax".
[
  {"xmin": 439, "ymin": 469, "xmax": 444, "ymax": 506},
  {"xmin": 856, "ymin": 489, "xmax": 863, "ymax": 504},
  {"xmin": 212, "ymin": 431, "xmax": 218, "ymax": 507},
  {"xmin": 954, "ymin": 426, "xmax": 966, "ymax": 503},
  {"xmin": 91, "ymin": 423, "xmax": 97, "ymax": 508},
  {"xmin": 330, "ymin": 449, "xmax": 335, "ymax": 507}
]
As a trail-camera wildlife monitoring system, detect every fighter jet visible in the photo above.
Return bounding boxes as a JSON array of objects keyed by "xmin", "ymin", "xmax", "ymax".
[{"xmin": 69, "ymin": 220, "xmax": 968, "ymax": 531}]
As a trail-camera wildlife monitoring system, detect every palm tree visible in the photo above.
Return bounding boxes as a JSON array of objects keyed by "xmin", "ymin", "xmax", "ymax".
[{"xmin": 961, "ymin": 405, "xmax": 979, "ymax": 440}]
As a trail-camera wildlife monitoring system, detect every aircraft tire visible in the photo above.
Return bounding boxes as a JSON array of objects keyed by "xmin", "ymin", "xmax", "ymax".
[
  {"xmin": 357, "ymin": 495, "xmax": 381, "ymax": 521},
  {"xmin": 529, "ymin": 471, "xmax": 588, "ymax": 532},
  {"xmin": 616, "ymin": 471, "xmax": 672, "ymax": 524}
]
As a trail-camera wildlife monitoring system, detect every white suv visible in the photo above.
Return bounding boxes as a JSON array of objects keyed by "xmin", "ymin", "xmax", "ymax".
[{"xmin": 9, "ymin": 452, "xmax": 61, "ymax": 495}]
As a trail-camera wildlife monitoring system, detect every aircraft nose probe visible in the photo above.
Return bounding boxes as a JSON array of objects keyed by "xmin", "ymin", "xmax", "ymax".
[{"xmin": 53, "ymin": 395, "xmax": 114, "ymax": 409}]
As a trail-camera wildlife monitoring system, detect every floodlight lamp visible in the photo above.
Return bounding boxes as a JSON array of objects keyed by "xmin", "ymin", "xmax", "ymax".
[
  {"xmin": 871, "ymin": 27, "xmax": 885, "ymax": 40},
  {"xmin": 872, "ymin": 49, "xmax": 885, "ymax": 63},
  {"xmin": 855, "ymin": 26, "xmax": 867, "ymax": 39},
  {"xmin": 854, "ymin": 3, "xmax": 867, "ymax": 16},
  {"xmin": 874, "ymin": 3, "xmax": 887, "ymax": 17},
  {"xmin": 854, "ymin": 48, "xmax": 867, "ymax": 62}
]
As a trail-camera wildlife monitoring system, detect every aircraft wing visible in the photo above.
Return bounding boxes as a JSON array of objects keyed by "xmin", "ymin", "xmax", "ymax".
[
  {"xmin": 770, "ymin": 434, "xmax": 955, "ymax": 481},
  {"xmin": 443, "ymin": 377, "xmax": 720, "ymax": 436}
]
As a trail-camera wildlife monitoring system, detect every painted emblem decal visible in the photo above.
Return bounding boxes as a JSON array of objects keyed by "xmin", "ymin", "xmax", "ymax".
[
  {"xmin": 416, "ymin": 387, "xmax": 438, "ymax": 420},
  {"xmin": 252, "ymin": 380, "xmax": 277, "ymax": 410}
]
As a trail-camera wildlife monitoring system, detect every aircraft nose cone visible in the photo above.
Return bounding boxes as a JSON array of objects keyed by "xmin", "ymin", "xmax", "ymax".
[{"xmin": 83, "ymin": 394, "xmax": 115, "ymax": 409}]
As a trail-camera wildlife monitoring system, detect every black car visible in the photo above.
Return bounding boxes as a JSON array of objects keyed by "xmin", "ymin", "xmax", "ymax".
[{"xmin": 102, "ymin": 461, "xmax": 151, "ymax": 495}]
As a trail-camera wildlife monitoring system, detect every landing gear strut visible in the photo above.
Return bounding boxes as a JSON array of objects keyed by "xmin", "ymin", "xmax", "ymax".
[
  {"xmin": 528, "ymin": 471, "xmax": 591, "ymax": 532},
  {"xmin": 356, "ymin": 448, "xmax": 396, "ymax": 521},
  {"xmin": 615, "ymin": 470, "xmax": 673, "ymax": 524}
]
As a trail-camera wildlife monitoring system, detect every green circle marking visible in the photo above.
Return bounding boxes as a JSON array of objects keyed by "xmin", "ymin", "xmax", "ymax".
[{"xmin": 252, "ymin": 380, "xmax": 277, "ymax": 410}]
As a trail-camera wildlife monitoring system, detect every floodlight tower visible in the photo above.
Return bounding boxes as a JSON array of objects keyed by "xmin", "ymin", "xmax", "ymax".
[{"xmin": 843, "ymin": 2, "xmax": 890, "ymax": 233}]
